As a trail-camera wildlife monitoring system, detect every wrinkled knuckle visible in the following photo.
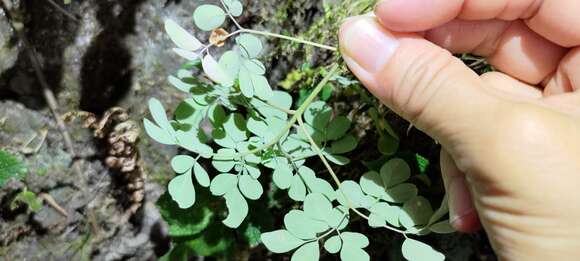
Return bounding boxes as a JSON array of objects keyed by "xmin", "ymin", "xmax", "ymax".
[{"xmin": 393, "ymin": 46, "xmax": 457, "ymax": 123}]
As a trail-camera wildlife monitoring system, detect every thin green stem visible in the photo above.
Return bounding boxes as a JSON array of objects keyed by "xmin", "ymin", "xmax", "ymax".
[
  {"xmin": 296, "ymin": 117, "xmax": 407, "ymax": 236},
  {"xmin": 236, "ymin": 64, "xmax": 340, "ymax": 157},
  {"xmin": 240, "ymin": 29, "xmax": 338, "ymax": 52}
]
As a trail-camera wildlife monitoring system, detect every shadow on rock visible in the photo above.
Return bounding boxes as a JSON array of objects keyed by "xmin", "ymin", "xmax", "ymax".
[{"xmin": 80, "ymin": 0, "xmax": 146, "ymax": 114}]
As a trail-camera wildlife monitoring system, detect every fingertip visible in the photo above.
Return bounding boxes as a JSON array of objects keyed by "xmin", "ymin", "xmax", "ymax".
[
  {"xmin": 375, "ymin": 0, "xmax": 463, "ymax": 32},
  {"xmin": 451, "ymin": 209, "xmax": 482, "ymax": 233}
]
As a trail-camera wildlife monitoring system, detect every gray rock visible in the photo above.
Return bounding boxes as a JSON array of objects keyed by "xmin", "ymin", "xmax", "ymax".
[{"xmin": 0, "ymin": 6, "xmax": 19, "ymax": 75}]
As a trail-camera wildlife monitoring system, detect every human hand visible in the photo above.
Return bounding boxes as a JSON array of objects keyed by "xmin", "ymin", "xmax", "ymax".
[{"xmin": 339, "ymin": 0, "xmax": 580, "ymax": 260}]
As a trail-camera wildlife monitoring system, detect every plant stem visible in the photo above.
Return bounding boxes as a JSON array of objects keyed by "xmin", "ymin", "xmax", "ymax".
[
  {"xmin": 240, "ymin": 29, "xmax": 338, "ymax": 52},
  {"xmin": 297, "ymin": 117, "xmax": 407, "ymax": 235},
  {"xmin": 237, "ymin": 64, "xmax": 340, "ymax": 157}
]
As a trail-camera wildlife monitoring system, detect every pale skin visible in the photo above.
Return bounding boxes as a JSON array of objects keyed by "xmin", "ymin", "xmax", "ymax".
[{"xmin": 339, "ymin": 0, "xmax": 580, "ymax": 260}]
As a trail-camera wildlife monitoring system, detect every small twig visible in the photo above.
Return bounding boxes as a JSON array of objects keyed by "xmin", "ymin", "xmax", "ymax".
[
  {"xmin": 44, "ymin": 0, "xmax": 79, "ymax": 22},
  {"xmin": 39, "ymin": 192, "xmax": 69, "ymax": 218}
]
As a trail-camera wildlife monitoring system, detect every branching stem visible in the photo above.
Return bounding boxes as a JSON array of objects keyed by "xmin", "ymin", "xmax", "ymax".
[
  {"xmin": 240, "ymin": 29, "xmax": 338, "ymax": 52},
  {"xmin": 297, "ymin": 117, "xmax": 408, "ymax": 236},
  {"xmin": 236, "ymin": 64, "xmax": 340, "ymax": 157}
]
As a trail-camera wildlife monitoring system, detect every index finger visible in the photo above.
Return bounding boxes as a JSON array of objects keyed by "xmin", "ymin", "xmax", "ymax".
[{"xmin": 375, "ymin": 0, "xmax": 580, "ymax": 47}]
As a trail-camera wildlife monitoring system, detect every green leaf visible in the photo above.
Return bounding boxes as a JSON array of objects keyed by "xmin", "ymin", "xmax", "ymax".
[
  {"xmin": 304, "ymin": 101, "xmax": 331, "ymax": 126},
  {"xmin": 340, "ymin": 246, "xmax": 370, "ymax": 261},
  {"xmin": 173, "ymin": 222, "xmax": 234, "ymax": 257},
  {"xmin": 236, "ymin": 34, "xmax": 263, "ymax": 58},
  {"xmin": 11, "ymin": 191, "xmax": 41, "ymax": 212},
  {"xmin": 219, "ymin": 50, "xmax": 241, "ymax": 79},
  {"xmin": 144, "ymin": 118, "xmax": 175, "ymax": 145},
  {"xmin": 288, "ymin": 174, "xmax": 306, "ymax": 201},
  {"xmin": 209, "ymin": 104, "xmax": 227, "ymax": 126},
  {"xmin": 252, "ymin": 75, "xmax": 273, "ymax": 100},
  {"xmin": 222, "ymin": 189, "xmax": 248, "ymax": 228},
  {"xmin": 284, "ymin": 210, "xmax": 326, "ymax": 240},
  {"xmin": 328, "ymin": 135, "xmax": 357, "ymax": 154},
  {"xmin": 378, "ymin": 134, "xmax": 399, "ymax": 156},
  {"xmin": 368, "ymin": 213, "xmax": 386, "ymax": 228},
  {"xmin": 291, "ymin": 241, "xmax": 319, "ymax": 261},
  {"xmin": 272, "ymin": 165, "xmax": 293, "ymax": 189},
  {"xmin": 336, "ymin": 181, "xmax": 374, "ymax": 209},
  {"xmin": 193, "ymin": 161, "xmax": 210, "ymax": 187},
  {"xmin": 400, "ymin": 196, "xmax": 434, "ymax": 229},
  {"xmin": 168, "ymin": 169, "xmax": 196, "ymax": 209},
  {"xmin": 261, "ymin": 230, "xmax": 306, "ymax": 253},
  {"xmin": 157, "ymin": 191, "xmax": 213, "ymax": 237},
  {"xmin": 428, "ymin": 194, "xmax": 449, "ymax": 226},
  {"xmin": 380, "ymin": 158, "xmax": 411, "ymax": 187},
  {"xmin": 168, "ymin": 75, "xmax": 193, "ymax": 92},
  {"xmin": 326, "ymin": 206, "xmax": 349, "ymax": 230},
  {"xmin": 223, "ymin": 0, "xmax": 243, "ymax": 16},
  {"xmin": 0, "ymin": 150, "xmax": 27, "ymax": 186},
  {"xmin": 369, "ymin": 202, "xmax": 401, "ymax": 227},
  {"xmin": 202, "ymin": 54, "xmax": 233, "ymax": 86},
  {"xmin": 327, "ymin": 116, "xmax": 350, "ymax": 140},
  {"xmin": 251, "ymin": 91, "xmax": 292, "ymax": 120},
  {"xmin": 171, "ymin": 155, "xmax": 195, "ymax": 173},
  {"xmin": 340, "ymin": 232, "xmax": 370, "ymax": 261},
  {"xmin": 148, "ymin": 98, "xmax": 174, "ymax": 133},
  {"xmin": 341, "ymin": 232, "xmax": 369, "ymax": 248},
  {"xmin": 214, "ymin": 113, "xmax": 247, "ymax": 148},
  {"xmin": 164, "ymin": 19, "xmax": 203, "ymax": 51},
  {"xmin": 172, "ymin": 48, "xmax": 200, "ymax": 60},
  {"xmin": 238, "ymin": 174, "xmax": 263, "ymax": 200},
  {"xmin": 193, "ymin": 4, "xmax": 226, "ymax": 31},
  {"xmin": 243, "ymin": 59, "xmax": 266, "ymax": 75},
  {"xmin": 430, "ymin": 220, "xmax": 455, "ymax": 234},
  {"xmin": 360, "ymin": 171, "xmax": 386, "ymax": 198},
  {"xmin": 210, "ymin": 173, "xmax": 238, "ymax": 196},
  {"xmin": 304, "ymin": 193, "xmax": 333, "ymax": 221},
  {"xmin": 401, "ymin": 238, "xmax": 445, "ymax": 261},
  {"xmin": 212, "ymin": 148, "xmax": 236, "ymax": 172},
  {"xmin": 324, "ymin": 235, "xmax": 342, "ymax": 254},
  {"xmin": 239, "ymin": 69, "xmax": 255, "ymax": 98},
  {"xmin": 384, "ymin": 183, "xmax": 418, "ymax": 203}
]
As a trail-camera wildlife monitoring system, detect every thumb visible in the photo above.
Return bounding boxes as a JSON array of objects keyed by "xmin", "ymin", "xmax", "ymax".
[{"xmin": 340, "ymin": 16, "xmax": 502, "ymax": 151}]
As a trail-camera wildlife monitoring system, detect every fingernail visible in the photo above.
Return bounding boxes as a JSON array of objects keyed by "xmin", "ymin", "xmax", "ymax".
[
  {"xmin": 449, "ymin": 176, "xmax": 476, "ymax": 226},
  {"xmin": 339, "ymin": 17, "xmax": 399, "ymax": 74}
]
